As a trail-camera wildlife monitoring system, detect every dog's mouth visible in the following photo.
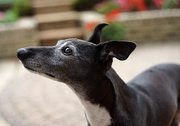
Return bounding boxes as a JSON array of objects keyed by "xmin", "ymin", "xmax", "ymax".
[
  {"xmin": 45, "ymin": 73, "xmax": 56, "ymax": 78},
  {"xmin": 24, "ymin": 66, "xmax": 35, "ymax": 72},
  {"xmin": 24, "ymin": 66, "xmax": 56, "ymax": 78}
]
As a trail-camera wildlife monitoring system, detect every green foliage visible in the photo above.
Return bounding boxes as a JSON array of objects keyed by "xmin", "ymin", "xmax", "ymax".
[
  {"xmin": 71, "ymin": 0, "xmax": 102, "ymax": 11},
  {"xmin": 0, "ymin": 0, "xmax": 31, "ymax": 23},
  {"xmin": 162, "ymin": 0, "xmax": 178, "ymax": 9},
  {"xmin": 94, "ymin": 1, "xmax": 120, "ymax": 14},
  {"xmin": 0, "ymin": 10, "xmax": 18, "ymax": 22},
  {"xmin": 102, "ymin": 23, "xmax": 125, "ymax": 41},
  {"xmin": 11, "ymin": 0, "xmax": 31, "ymax": 16},
  {"xmin": 143, "ymin": 0, "xmax": 151, "ymax": 7},
  {"xmin": 0, "ymin": 0, "xmax": 18, "ymax": 4}
]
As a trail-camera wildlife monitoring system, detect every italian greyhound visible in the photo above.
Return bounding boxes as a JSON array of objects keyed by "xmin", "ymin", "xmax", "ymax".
[{"xmin": 17, "ymin": 23, "xmax": 180, "ymax": 126}]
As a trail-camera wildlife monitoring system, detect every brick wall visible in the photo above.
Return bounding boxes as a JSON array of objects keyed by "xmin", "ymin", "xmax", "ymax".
[
  {"xmin": 0, "ymin": 18, "xmax": 39, "ymax": 58},
  {"xmin": 81, "ymin": 9, "xmax": 180, "ymax": 43}
]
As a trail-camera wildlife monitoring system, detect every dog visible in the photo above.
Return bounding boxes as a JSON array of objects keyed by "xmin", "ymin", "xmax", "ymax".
[{"xmin": 17, "ymin": 23, "xmax": 180, "ymax": 126}]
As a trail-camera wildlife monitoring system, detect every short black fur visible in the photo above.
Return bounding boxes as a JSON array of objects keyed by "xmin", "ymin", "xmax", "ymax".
[{"xmin": 17, "ymin": 23, "xmax": 180, "ymax": 126}]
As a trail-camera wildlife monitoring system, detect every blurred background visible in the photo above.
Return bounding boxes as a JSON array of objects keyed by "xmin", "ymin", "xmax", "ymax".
[{"xmin": 0, "ymin": 0, "xmax": 180, "ymax": 125}]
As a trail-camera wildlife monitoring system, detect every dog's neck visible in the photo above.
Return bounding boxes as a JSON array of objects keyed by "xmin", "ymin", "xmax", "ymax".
[
  {"xmin": 68, "ymin": 68, "xmax": 135, "ymax": 126},
  {"xmin": 68, "ymin": 70, "xmax": 115, "ymax": 126}
]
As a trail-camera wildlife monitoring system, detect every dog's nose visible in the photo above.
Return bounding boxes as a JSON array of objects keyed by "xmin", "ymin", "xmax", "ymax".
[{"xmin": 17, "ymin": 48, "xmax": 28, "ymax": 60}]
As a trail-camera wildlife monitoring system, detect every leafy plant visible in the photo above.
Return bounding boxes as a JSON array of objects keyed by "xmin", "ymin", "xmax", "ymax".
[
  {"xmin": 162, "ymin": 0, "xmax": 179, "ymax": 9},
  {"xmin": 0, "ymin": 10, "xmax": 18, "ymax": 22},
  {"xmin": 102, "ymin": 22, "xmax": 125, "ymax": 41},
  {"xmin": 85, "ymin": 8, "xmax": 125, "ymax": 41},
  {"xmin": 0, "ymin": 0, "xmax": 18, "ymax": 4},
  {"xmin": 94, "ymin": 1, "xmax": 120, "ymax": 14},
  {"xmin": 94, "ymin": 0, "xmax": 179, "ymax": 14},
  {"xmin": 11, "ymin": 0, "xmax": 31, "ymax": 16},
  {"xmin": 117, "ymin": 0, "xmax": 147, "ymax": 12},
  {"xmin": 71, "ymin": 0, "xmax": 102, "ymax": 11},
  {"xmin": 0, "ymin": 0, "xmax": 31, "ymax": 23}
]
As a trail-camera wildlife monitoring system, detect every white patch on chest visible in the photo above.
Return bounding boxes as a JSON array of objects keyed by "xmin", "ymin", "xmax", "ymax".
[{"xmin": 81, "ymin": 100, "xmax": 111, "ymax": 126}]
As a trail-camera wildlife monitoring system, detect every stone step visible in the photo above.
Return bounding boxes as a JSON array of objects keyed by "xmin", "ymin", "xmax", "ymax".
[
  {"xmin": 35, "ymin": 11, "xmax": 80, "ymax": 30},
  {"xmin": 39, "ymin": 28, "xmax": 84, "ymax": 46},
  {"xmin": 31, "ymin": 0, "xmax": 72, "ymax": 14}
]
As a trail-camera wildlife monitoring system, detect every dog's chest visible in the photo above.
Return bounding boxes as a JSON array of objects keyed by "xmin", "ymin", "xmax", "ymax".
[{"xmin": 81, "ymin": 100, "xmax": 112, "ymax": 126}]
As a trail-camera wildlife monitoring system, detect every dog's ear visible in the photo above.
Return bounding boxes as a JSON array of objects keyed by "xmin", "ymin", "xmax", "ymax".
[
  {"xmin": 99, "ymin": 40, "xmax": 136, "ymax": 60},
  {"xmin": 98, "ymin": 41, "xmax": 136, "ymax": 72},
  {"xmin": 87, "ymin": 23, "xmax": 109, "ymax": 44}
]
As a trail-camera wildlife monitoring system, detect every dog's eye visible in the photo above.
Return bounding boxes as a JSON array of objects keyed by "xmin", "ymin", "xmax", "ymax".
[{"xmin": 63, "ymin": 47, "xmax": 72, "ymax": 55}]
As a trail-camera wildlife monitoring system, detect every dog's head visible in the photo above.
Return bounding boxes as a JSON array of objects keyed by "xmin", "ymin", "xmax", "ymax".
[{"xmin": 17, "ymin": 23, "xmax": 136, "ymax": 84}]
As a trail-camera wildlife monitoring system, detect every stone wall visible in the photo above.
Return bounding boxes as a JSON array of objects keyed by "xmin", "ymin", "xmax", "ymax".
[
  {"xmin": 0, "ymin": 18, "xmax": 39, "ymax": 58},
  {"xmin": 81, "ymin": 9, "xmax": 180, "ymax": 43},
  {"xmin": 0, "ymin": 9, "xmax": 180, "ymax": 58},
  {"xmin": 120, "ymin": 9, "xmax": 180, "ymax": 43}
]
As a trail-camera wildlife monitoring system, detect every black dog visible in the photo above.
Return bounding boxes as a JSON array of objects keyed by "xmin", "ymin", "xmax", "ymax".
[{"xmin": 17, "ymin": 23, "xmax": 180, "ymax": 126}]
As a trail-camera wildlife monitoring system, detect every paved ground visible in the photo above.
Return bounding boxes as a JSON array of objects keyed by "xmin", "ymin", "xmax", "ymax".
[{"xmin": 0, "ymin": 41, "xmax": 180, "ymax": 126}]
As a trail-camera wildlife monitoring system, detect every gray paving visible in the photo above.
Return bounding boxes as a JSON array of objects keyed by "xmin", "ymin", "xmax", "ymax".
[{"xmin": 0, "ymin": 42, "xmax": 180, "ymax": 126}]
